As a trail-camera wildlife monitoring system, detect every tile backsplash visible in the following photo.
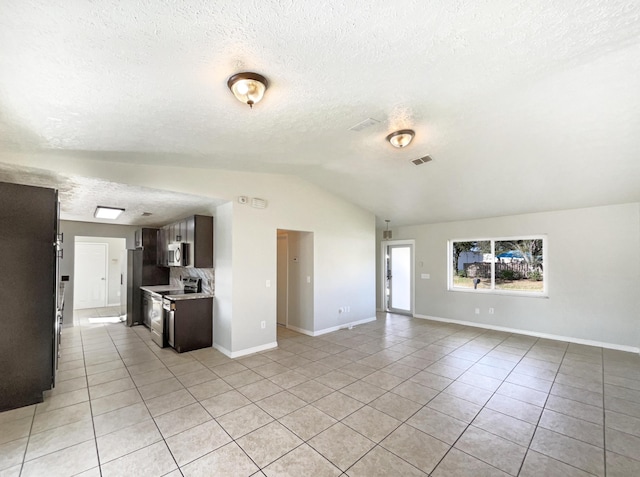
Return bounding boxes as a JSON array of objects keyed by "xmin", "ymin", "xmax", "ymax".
[{"xmin": 169, "ymin": 267, "xmax": 214, "ymax": 294}]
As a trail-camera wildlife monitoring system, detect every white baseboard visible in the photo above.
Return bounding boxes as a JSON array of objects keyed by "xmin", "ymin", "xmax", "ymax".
[
  {"xmin": 414, "ymin": 314, "xmax": 640, "ymax": 354},
  {"xmin": 212, "ymin": 341, "xmax": 278, "ymax": 359},
  {"xmin": 211, "ymin": 343, "xmax": 232, "ymax": 357},
  {"xmin": 286, "ymin": 325, "xmax": 315, "ymax": 337},
  {"xmin": 288, "ymin": 316, "xmax": 377, "ymax": 337}
]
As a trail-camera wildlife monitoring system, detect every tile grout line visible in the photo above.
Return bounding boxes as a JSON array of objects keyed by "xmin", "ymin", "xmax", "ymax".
[
  {"xmin": 17, "ymin": 326, "xmax": 90, "ymax": 476},
  {"xmin": 335, "ymin": 326, "xmax": 518, "ymax": 475},
  {"xmin": 20, "ymin": 321, "xmax": 98, "ymax": 475},
  {"xmin": 18, "ymin": 385, "xmax": 38, "ymax": 476},
  {"xmin": 184, "ymin": 345, "xmax": 279, "ymax": 474},
  {"xmin": 80, "ymin": 320, "xmax": 169, "ymax": 473},
  {"xmin": 79, "ymin": 321, "xmax": 104, "ymax": 477},
  {"xmin": 122, "ymin": 322, "xmax": 327, "ymax": 474},
  {"xmin": 425, "ymin": 330, "xmax": 534, "ymax": 476},
  {"xmin": 101, "ymin": 321, "xmax": 186, "ymax": 474},
  {"xmin": 321, "ymin": 325, "xmax": 476, "ymax": 473},
  {"xmin": 188, "ymin": 323, "xmax": 443, "ymax": 474},
  {"xmin": 9, "ymin": 312, "xmax": 640, "ymax": 475},
  {"xmin": 514, "ymin": 339, "xmax": 569, "ymax": 476},
  {"xmin": 602, "ymin": 349, "xmax": 607, "ymax": 477}
]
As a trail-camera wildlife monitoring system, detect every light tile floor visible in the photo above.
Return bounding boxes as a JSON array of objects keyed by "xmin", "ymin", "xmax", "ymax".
[{"xmin": 2, "ymin": 310, "xmax": 640, "ymax": 476}]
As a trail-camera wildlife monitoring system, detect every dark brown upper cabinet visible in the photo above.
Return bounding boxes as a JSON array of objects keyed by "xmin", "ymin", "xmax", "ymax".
[
  {"xmin": 134, "ymin": 228, "xmax": 163, "ymax": 264},
  {"xmin": 162, "ymin": 215, "xmax": 213, "ymax": 268},
  {"xmin": 188, "ymin": 215, "xmax": 213, "ymax": 268}
]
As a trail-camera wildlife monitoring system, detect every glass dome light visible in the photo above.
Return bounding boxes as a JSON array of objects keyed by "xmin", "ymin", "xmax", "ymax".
[
  {"xmin": 386, "ymin": 129, "xmax": 415, "ymax": 148},
  {"xmin": 227, "ymin": 72, "xmax": 268, "ymax": 109}
]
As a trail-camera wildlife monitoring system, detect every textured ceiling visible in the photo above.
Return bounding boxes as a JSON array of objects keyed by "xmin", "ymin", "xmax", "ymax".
[
  {"xmin": 0, "ymin": 163, "xmax": 224, "ymax": 225},
  {"xmin": 0, "ymin": 1, "xmax": 639, "ymax": 226}
]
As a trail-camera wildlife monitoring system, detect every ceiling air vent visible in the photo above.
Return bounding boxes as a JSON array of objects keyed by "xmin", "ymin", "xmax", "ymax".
[
  {"xmin": 412, "ymin": 155, "xmax": 433, "ymax": 166},
  {"xmin": 349, "ymin": 118, "xmax": 381, "ymax": 132}
]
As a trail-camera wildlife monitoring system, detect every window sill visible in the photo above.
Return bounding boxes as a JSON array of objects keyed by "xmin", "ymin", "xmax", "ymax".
[{"xmin": 448, "ymin": 287, "xmax": 549, "ymax": 299}]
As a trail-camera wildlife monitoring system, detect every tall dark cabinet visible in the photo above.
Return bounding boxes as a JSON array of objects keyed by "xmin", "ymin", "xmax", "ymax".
[
  {"xmin": 126, "ymin": 228, "xmax": 169, "ymax": 326},
  {"xmin": 0, "ymin": 181, "xmax": 58, "ymax": 411}
]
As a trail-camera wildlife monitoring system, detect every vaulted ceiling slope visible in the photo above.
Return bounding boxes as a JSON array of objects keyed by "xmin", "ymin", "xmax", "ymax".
[{"xmin": 0, "ymin": 1, "xmax": 639, "ymax": 226}]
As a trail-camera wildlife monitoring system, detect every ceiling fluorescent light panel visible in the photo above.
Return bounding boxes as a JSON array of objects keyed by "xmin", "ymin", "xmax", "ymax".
[{"xmin": 95, "ymin": 206, "xmax": 125, "ymax": 219}]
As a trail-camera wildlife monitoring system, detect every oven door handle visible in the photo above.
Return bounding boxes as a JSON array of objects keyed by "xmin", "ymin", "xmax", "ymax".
[{"xmin": 168, "ymin": 309, "xmax": 175, "ymax": 348}]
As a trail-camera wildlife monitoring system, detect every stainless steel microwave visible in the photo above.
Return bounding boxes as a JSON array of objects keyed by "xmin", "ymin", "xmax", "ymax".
[{"xmin": 168, "ymin": 242, "xmax": 187, "ymax": 267}]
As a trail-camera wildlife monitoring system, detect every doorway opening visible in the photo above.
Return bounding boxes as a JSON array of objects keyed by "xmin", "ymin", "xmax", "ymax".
[
  {"xmin": 73, "ymin": 237, "xmax": 126, "ymax": 322},
  {"xmin": 382, "ymin": 240, "xmax": 414, "ymax": 315},
  {"xmin": 276, "ymin": 229, "xmax": 314, "ymax": 337}
]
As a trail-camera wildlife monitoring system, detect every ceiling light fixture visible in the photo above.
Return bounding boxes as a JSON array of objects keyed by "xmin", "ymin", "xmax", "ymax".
[
  {"xmin": 227, "ymin": 72, "xmax": 268, "ymax": 108},
  {"xmin": 383, "ymin": 220, "xmax": 392, "ymax": 240},
  {"xmin": 386, "ymin": 129, "xmax": 415, "ymax": 148},
  {"xmin": 94, "ymin": 206, "xmax": 125, "ymax": 220}
]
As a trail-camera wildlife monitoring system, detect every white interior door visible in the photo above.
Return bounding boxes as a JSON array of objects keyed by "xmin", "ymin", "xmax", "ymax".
[
  {"xmin": 74, "ymin": 242, "xmax": 108, "ymax": 309},
  {"xmin": 387, "ymin": 244, "xmax": 413, "ymax": 315},
  {"xmin": 277, "ymin": 234, "xmax": 288, "ymax": 326}
]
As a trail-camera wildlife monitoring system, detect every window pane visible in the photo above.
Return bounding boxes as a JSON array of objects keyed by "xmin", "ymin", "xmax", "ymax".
[
  {"xmin": 389, "ymin": 246, "xmax": 412, "ymax": 311},
  {"xmin": 452, "ymin": 240, "xmax": 492, "ymax": 289},
  {"xmin": 495, "ymin": 239, "xmax": 544, "ymax": 292}
]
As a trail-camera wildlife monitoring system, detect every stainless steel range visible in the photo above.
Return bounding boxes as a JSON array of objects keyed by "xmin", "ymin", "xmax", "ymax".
[{"xmin": 151, "ymin": 277, "xmax": 201, "ymax": 348}]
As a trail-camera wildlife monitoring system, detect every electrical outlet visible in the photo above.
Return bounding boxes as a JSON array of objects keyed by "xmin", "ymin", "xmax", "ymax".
[
  {"xmin": 475, "ymin": 308, "xmax": 480, "ymax": 314},
  {"xmin": 489, "ymin": 308, "xmax": 495, "ymax": 314},
  {"xmin": 260, "ymin": 320, "xmax": 266, "ymax": 329},
  {"xmin": 265, "ymin": 280, "xmax": 271, "ymax": 288}
]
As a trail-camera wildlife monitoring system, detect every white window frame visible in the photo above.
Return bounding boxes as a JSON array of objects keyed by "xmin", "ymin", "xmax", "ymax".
[{"xmin": 448, "ymin": 235, "xmax": 548, "ymax": 297}]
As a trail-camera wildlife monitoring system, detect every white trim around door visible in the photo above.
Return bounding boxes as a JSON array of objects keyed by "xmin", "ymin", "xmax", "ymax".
[{"xmin": 380, "ymin": 239, "xmax": 415, "ymax": 316}]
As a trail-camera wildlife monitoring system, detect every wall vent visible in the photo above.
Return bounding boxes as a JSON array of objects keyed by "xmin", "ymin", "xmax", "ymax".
[
  {"xmin": 412, "ymin": 155, "xmax": 433, "ymax": 165},
  {"xmin": 251, "ymin": 198, "xmax": 267, "ymax": 209}
]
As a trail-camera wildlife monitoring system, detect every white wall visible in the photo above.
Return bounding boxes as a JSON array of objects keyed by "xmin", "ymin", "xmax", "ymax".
[
  {"xmin": 380, "ymin": 203, "xmax": 640, "ymax": 350},
  {"xmin": 223, "ymin": 173, "xmax": 376, "ymax": 354},
  {"xmin": 18, "ymin": 155, "xmax": 377, "ymax": 355},
  {"xmin": 75, "ymin": 236, "xmax": 126, "ymax": 306},
  {"xmin": 213, "ymin": 202, "xmax": 233, "ymax": 353}
]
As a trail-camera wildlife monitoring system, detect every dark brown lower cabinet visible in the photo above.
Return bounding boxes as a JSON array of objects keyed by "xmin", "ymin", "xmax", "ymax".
[{"xmin": 171, "ymin": 297, "xmax": 213, "ymax": 353}]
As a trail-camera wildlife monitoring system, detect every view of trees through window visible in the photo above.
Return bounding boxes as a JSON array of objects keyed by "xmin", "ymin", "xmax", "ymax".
[{"xmin": 451, "ymin": 238, "xmax": 545, "ymax": 293}]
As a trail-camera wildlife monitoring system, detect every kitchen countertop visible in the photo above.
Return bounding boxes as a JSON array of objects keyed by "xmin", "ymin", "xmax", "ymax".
[{"xmin": 140, "ymin": 285, "xmax": 214, "ymax": 301}]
